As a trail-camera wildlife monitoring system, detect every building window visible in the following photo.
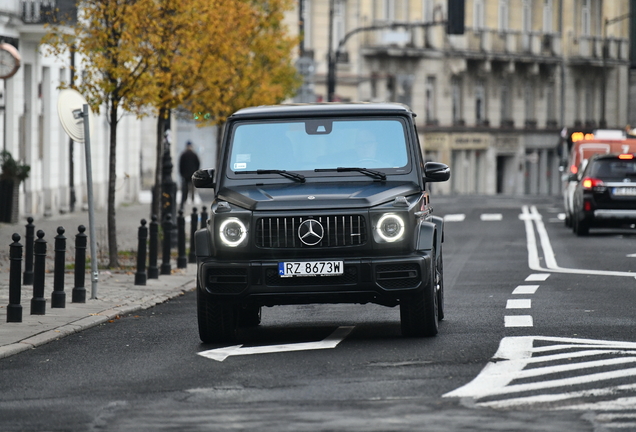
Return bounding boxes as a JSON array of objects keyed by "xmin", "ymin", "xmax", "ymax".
[
  {"xmin": 451, "ymin": 76, "xmax": 463, "ymax": 125},
  {"xmin": 473, "ymin": 0, "xmax": 484, "ymax": 30},
  {"xmin": 334, "ymin": 0, "xmax": 346, "ymax": 51},
  {"xmin": 543, "ymin": 0, "xmax": 553, "ymax": 32},
  {"xmin": 475, "ymin": 80, "xmax": 486, "ymax": 125},
  {"xmin": 425, "ymin": 76, "xmax": 437, "ymax": 124},
  {"xmin": 302, "ymin": 0, "xmax": 312, "ymax": 49},
  {"xmin": 525, "ymin": 82, "xmax": 535, "ymax": 126},
  {"xmin": 585, "ymin": 84, "xmax": 595, "ymax": 124},
  {"xmin": 581, "ymin": 0, "xmax": 591, "ymax": 36},
  {"xmin": 422, "ymin": 0, "xmax": 434, "ymax": 22},
  {"xmin": 498, "ymin": 0, "xmax": 509, "ymax": 31},
  {"xmin": 384, "ymin": 0, "xmax": 395, "ymax": 21},
  {"xmin": 500, "ymin": 79, "xmax": 512, "ymax": 126},
  {"xmin": 522, "ymin": 0, "xmax": 531, "ymax": 33}
]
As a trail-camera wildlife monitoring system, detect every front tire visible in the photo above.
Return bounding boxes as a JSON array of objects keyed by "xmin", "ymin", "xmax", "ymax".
[
  {"xmin": 197, "ymin": 285, "xmax": 237, "ymax": 343},
  {"xmin": 400, "ymin": 249, "xmax": 438, "ymax": 337},
  {"xmin": 436, "ymin": 248, "xmax": 445, "ymax": 321}
]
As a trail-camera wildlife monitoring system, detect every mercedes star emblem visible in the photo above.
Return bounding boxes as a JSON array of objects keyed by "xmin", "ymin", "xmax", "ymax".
[{"xmin": 298, "ymin": 219, "xmax": 324, "ymax": 246}]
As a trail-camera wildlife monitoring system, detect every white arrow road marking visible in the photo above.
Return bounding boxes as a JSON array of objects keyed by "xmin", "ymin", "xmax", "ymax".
[
  {"xmin": 521, "ymin": 205, "xmax": 636, "ymax": 278},
  {"xmin": 198, "ymin": 326, "xmax": 354, "ymax": 362},
  {"xmin": 444, "ymin": 336, "xmax": 636, "ymax": 411}
]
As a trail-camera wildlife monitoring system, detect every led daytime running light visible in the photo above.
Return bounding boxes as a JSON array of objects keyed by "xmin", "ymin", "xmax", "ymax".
[{"xmin": 219, "ymin": 218, "xmax": 247, "ymax": 247}]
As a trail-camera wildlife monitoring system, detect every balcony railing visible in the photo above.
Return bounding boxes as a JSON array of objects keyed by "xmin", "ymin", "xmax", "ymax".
[{"xmin": 20, "ymin": 0, "xmax": 76, "ymax": 24}]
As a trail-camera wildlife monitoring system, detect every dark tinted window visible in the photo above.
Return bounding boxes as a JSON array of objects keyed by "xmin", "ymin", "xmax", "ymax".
[{"xmin": 589, "ymin": 159, "xmax": 636, "ymax": 178}]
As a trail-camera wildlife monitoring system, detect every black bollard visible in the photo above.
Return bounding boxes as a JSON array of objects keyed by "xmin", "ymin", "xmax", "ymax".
[
  {"xmin": 23, "ymin": 217, "xmax": 34, "ymax": 285},
  {"xmin": 72, "ymin": 225, "xmax": 87, "ymax": 303},
  {"xmin": 7, "ymin": 233, "xmax": 23, "ymax": 323},
  {"xmin": 177, "ymin": 210, "xmax": 187, "ymax": 269},
  {"xmin": 200, "ymin": 206, "xmax": 208, "ymax": 230},
  {"xmin": 161, "ymin": 214, "xmax": 173, "ymax": 275},
  {"xmin": 30, "ymin": 230, "xmax": 46, "ymax": 315},
  {"xmin": 135, "ymin": 219, "xmax": 148, "ymax": 285},
  {"xmin": 148, "ymin": 215, "xmax": 159, "ymax": 279},
  {"xmin": 51, "ymin": 227, "xmax": 67, "ymax": 308},
  {"xmin": 188, "ymin": 207, "xmax": 198, "ymax": 263}
]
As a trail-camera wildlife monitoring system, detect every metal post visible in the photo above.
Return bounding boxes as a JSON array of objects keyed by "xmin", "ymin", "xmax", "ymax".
[
  {"xmin": 161, "ymin": 214, "xmax": 173, "ymax": 275},
  {"xmin": 7, "ymin": 233, "xmax": 23, "ymax": 322},
  {"xmin": 200, "ymin": 206, "xmax": 208, "ymax": 230},
  {"xmin": 327, "ymin": 0, "xmax": 335, "ymax": 101},
  {"xmin": 148, "ymin": 215, "xmax": 159, "ymax": 279},
  {"xmin": 23, "ymin": 216, "xmax": 34, "ymax": 285},
  {"xmin": 30, "ymin": 230, "xmax": 46, "ymax": 315},
  {"xmin": 135, "ymin": 219, "xmax": 148, "ymax": 285},
  {"xmin": 51, "ymin": 227, "xmax": 66, "ymax": 308},
  {"xmin": 72, "ymin": 225, "xmax": 87, "ymax": 303},
  {"xmin": 177, "ymin": 210, "xmax": 187, "ymax": 269},
  {"xmin": 189, "ymin": 207, "xmax": 198, "ymax": 263},
  {"xmin": 82, "ymin": 104, "xmax": 99, "ymax": 299}
]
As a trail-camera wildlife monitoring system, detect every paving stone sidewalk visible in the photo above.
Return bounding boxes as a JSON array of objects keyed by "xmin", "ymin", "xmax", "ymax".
[{"xmin": 0, "ymin": 201, "xmax": 198, "ymax": 359}]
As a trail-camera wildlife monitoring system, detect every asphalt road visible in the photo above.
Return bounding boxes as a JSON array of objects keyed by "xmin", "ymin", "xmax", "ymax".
[{"xmin": 1, "ymin": 195, "xmax": 635, "ymax": 431}]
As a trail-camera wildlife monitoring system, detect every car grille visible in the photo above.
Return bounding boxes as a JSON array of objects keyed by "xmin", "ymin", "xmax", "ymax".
[
  {"xmin": 206, "ymin": 267, "xmax": 248, "ymax": 294},
  {"xmin": 375, "ymin": 263, "xmax": 421, "ymax": 289},
  {"xmin": 265, "ymin": 267, "xmax": 358, "ymax": 286},
  {"xmin": 255, "ymin": 215, "xmax": 367, "ymax": 248}
]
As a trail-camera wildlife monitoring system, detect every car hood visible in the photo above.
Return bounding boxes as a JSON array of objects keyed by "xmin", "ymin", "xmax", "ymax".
[{"xmin": 217, "ymin": 181, "xmax": 421, "ymax": 211}]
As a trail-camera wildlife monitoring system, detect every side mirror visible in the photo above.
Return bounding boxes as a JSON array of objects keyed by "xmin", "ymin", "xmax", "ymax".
[
  {"xmin": 423, "ymin": 162, "xmax": 450, "ymax": 183},
  {"xmin": 192, "ymin": 169, "xmax": 215, "ymax": 189}
]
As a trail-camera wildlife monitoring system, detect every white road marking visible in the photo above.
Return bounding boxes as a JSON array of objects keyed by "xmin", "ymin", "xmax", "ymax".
[
  {"xmin": 512, "ymin": 285, "xmax": 539, "ymax": 294},
  {"xmin": 197, "ymin": 326, "xmax": 354, "ymax": 362},
  {"xmin": 556, "ymin": 213, "xmax": 566, "ymax": 220},
  {"xmin": 480, "ymin": 213, "xmax": 503, "ymax": 221},
  {"xmin": 504, "ymin": 315, "xmax": 533, "ymax": 327},
  {"xmin": 443, "ymin": 214, "xmax": 466, "ymax": 222},
  {"xmin": 521, "ymin": 205, "xmax": 636, "ymax": 277},
  {"xmin": 525, "ymin": 273, "xmax": 550, "ymax": 281},
  {"xmin": 443, "ymin": 336, "xmax": 636, "ymax": 410},
  {"xmin": 506, "ymin": 299, "xmax": 531, "ymax": 309},
  {"xmin": 628, "ymin": 253, "xmax": 636, "ymax": 258}
]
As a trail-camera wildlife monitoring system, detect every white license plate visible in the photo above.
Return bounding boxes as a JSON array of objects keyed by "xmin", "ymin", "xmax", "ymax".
[
  {"xmin": 613, "ymin": 187, "xmax": 636, "ymax": 196},
  {"xmin": 278, "ymin": 261, "xmax": 344, "ymax": 277}
]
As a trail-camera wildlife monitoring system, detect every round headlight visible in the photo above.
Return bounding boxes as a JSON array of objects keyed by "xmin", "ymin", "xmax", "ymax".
[
  {"xmin": 219, "ymin": 218, "xmax": 247, "ymax": 247},
  {"xmin": 376, "ymin": 214, "xmax": 405, "ymax": 242}
]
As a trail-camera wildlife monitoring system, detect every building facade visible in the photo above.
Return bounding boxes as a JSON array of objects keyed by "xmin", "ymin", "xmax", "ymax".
[{"xmin": 292, "ymin": 0, "xmax": 633, "ymax": 195}]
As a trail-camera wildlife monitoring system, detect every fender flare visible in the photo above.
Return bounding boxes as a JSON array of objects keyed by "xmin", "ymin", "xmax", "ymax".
[
  {"xmin": 194, "ymin": 228, "xmax": 213, "ymax": 257},
  {"xmin": 416, "ymin": 215, "xmax": 444, "ymax": 253}
]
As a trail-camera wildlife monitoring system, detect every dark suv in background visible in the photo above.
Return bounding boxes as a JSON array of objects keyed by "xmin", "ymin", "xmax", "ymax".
[
  {"xmin": 193, "ymin": 103, "xmax": 450, "ymax": 342},
  {"xmin": 572, "ymin": 153, "xmax": 636, "ymax": 235}
]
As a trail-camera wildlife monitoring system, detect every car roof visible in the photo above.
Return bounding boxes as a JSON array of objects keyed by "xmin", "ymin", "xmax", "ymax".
[{"xmin": 230, "ymin": 102, "xmax": 413, "ymax": 120}]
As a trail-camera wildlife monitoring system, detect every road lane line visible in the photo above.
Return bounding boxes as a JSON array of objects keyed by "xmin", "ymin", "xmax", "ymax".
[
  {"xmin": 443, "ymin": 214, "xmax": 465, "ymax": 222},
  {"xmin": 521, "ymin": 205, "xmax": 636, "ymax": 277},
  {"xmin": 480, "ymin": 213, "xmax": 503, "ymax": 221},
  {"xmin": 525, "ymin": 274, "xmax": 550, "ymax": 281},
  {"xmin": 506, "ymin": 299, "xmax": 531, "ymax": 309},
  {"xmin": 504, "ymin": 316, "xmax": 533, "ymax": 327},
  {"xmin": 512, "ymin": 285, "xmax": 539, "ymax": 294}
]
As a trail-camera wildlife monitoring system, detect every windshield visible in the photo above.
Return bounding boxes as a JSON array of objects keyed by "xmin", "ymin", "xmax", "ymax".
[{"xmin": 228, "ymin": 118, "xmax": 410, "ymax": 175}]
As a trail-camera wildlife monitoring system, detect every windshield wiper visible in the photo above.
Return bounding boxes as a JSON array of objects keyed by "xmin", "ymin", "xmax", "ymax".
[
  {"xmin": 236, "ymin": 169, "xmax": 305, "ymax": 183},
  {"xmin": 315, "ymin": 167, "xmax": 387, "ymax": 180}
]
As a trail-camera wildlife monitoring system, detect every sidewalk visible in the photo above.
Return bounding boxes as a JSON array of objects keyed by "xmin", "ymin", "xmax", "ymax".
[{"xmin": 0, "ymin": 198, "xmax": 199, "ymax": 359}]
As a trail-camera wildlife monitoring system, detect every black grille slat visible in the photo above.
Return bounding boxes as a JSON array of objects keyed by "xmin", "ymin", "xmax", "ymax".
[{"xmin": 256, "ymin": 215, "xmax": 367, "ymax": 248}]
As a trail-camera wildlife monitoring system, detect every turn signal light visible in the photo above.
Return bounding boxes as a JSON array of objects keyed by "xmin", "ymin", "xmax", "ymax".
[
  {"xmin": 582, "ymin": 177, "xmax": 604, "ymax": 189},
  {"xmin": 618, "ymin": 154, "xmax": 634, "ymax": 160}
]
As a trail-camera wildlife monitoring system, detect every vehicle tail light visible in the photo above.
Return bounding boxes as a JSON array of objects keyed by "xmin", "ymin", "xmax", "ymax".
[
  {"xmin": 618, "ymin": 154, "xmax": 634, "ymax": 160},
  {"xmin": 584, "ymin": 201, "xmax": 592, "ymax": 211},
  {"xmin": 582, "ymin": 177, "xmax": 604, "ymax": 190},
  {"xmin": 570, "ymin": 165, "xmax": 578, "ymax": 174}
]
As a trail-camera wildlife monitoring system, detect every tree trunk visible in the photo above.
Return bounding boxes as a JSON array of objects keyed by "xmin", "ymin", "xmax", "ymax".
[
  {"xmin": 152, "ymin": 112, "xmax": 166, "ymax": 219},
  {"xmin": 108, "ymin": 102, "xmax": 119, "ymax": 268}
]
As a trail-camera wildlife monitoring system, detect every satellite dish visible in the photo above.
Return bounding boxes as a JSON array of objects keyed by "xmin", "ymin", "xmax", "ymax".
[{"xmin": 58, "ymin": 89, "xmax": 92, "ymax": 143}]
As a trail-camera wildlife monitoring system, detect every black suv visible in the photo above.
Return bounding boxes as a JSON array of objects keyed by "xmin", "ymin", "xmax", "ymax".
[
  {"xmin": 572, "ymin": 153, "xmax": 636, "ymax": 235},
  {"xmin": 192, "ymin": 103, "xmax": 450, "ymax": 342}
]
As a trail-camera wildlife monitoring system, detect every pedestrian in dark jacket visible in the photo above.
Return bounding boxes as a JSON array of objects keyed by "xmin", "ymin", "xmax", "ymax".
[{"xmin": 179, "ymin": 141, "xmax": 200, "ymax": 209}]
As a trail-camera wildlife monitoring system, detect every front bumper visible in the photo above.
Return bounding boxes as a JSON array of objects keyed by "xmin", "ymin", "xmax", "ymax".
[{"xmin": 197, "ymin": 253, "xmax": 431, "ymax": 307}]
